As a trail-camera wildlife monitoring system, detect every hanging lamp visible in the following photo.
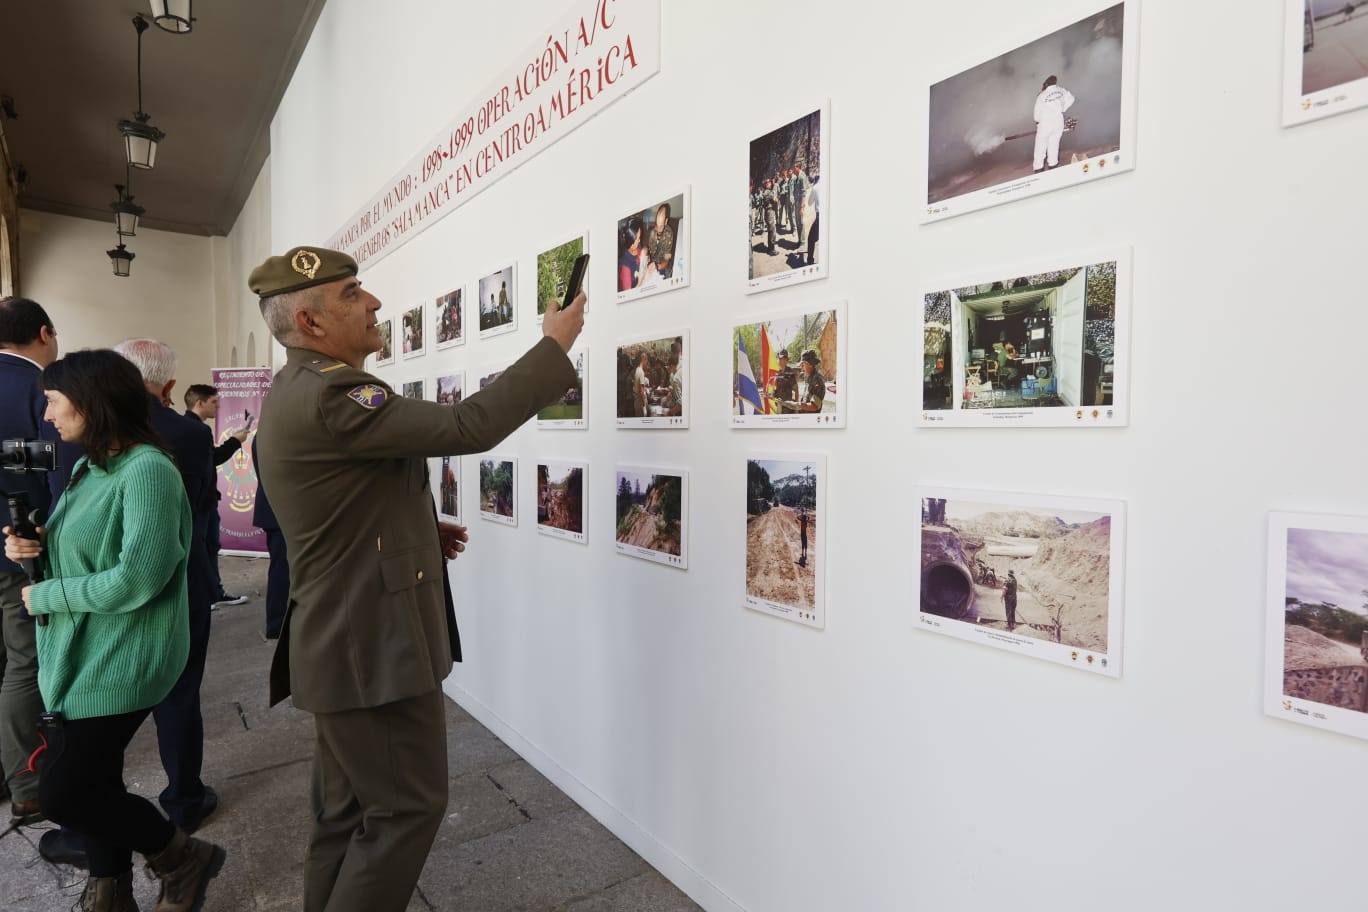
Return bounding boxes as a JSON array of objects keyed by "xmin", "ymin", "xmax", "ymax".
[
  {"xmin": 149, "ymin": 0, "xmax": 193, "ymax": 34},
  {"xmin": 117, "ymin": 16, "xmax": 166, "ymax": 169}
]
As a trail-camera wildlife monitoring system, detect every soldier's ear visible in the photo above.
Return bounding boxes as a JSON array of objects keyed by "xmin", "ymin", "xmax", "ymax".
[{"xmin": 295, "ymin": 307, "xmax": 323, "ymax": 338}]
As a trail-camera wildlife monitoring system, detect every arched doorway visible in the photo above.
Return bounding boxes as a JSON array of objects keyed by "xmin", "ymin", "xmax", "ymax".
[
  {"xmin": 231, "ymin": 345, "xmax": 239, "ymax": 367},
  {"xmin": 246, "ymin": 332, "xmax": 256, "ymax": 366}
]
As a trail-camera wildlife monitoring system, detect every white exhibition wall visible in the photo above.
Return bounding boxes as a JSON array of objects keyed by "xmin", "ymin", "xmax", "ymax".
[
  {"xmin": 212, "ymin": 158, "xmax": 273, "ymax": 369},
  {"xmin": 268, "ymin": 1, "xmax": 1368, "ymax": 909}
]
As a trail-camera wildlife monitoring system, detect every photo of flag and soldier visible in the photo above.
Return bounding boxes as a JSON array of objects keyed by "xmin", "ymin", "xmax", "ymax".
[{"xmin": 732, "ymin": 306, "xmax": 842, "ymax": 428}]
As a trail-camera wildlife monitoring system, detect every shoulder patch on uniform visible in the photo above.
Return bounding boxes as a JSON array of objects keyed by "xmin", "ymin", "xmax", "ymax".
[
  {"xmin": 346, "ymin": 384, "xmax": 388, "ymax": 409},
  {"xmin": 319, "ymin": 362, "xmax": 347, "ymax": 373}
]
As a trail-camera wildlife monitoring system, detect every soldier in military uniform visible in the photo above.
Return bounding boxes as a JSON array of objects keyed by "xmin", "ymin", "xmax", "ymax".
[
  {"xmin": 645, "ymin": 203, "xmax": 675, "ymax": 279},
  {"xmin": 776, "ymin": 170, "xmax": 792, "ymax": 233},
  {"xmin": 770, "ymin": 348, "xmax": 799, "ymax": 414},
  {"xmin": 789, "ymin": 166, "xmax": 810, "ymax": 243},
  {"xmin": 1003, "ymin": 570, "xmax": 1019, "ymax": 631},
  {"xmin": 792, "ymin": 349, "xmax": 826, "ymax": 414},
  {"xmin": 760, "ymin": 180, "xmax": 780, "ymax": 255},
  {"xmin": 248, "ymin": 246, "xmax": 584, "ymax": 912}
]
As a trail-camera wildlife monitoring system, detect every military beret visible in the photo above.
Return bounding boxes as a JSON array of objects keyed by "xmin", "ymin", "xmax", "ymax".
[{"xmin": 248, "ymin": 246, "xmax": 358, "ymax": 299}]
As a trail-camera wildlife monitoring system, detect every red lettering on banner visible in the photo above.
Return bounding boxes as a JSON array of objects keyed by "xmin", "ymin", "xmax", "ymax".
[{"xmin": 325, "ymin": 0, "xmax": 659, "ymax": 271}]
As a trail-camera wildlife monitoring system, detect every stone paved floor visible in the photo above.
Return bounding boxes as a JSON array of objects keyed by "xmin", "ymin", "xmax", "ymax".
[{"xmin": 2, "ymin": 557, "xmax": 701, "ymax": 911}]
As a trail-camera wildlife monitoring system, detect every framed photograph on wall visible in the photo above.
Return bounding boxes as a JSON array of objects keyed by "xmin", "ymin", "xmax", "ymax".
[
  {"xmin": 434, "ymin": 286, "xmax": 466, "ymax": 350},
  {"xmin": 401, "ymin": 303, "xmax": 426, "ymax": 359},
  {"xmin": 745, "ymin": 455, "xmax": 826, "ymax": 629},
  {"xmin": 537, "ymin": 347, "xmax": 587, "ymax": 429},
  {"xmin": 434, "ymin": 370, "xmax": 464, "ymax": 407},
  {"xmin": 732, "ymin": 302, "xmax": 845, "ymax": 428},
  {"xmin": 373, "ymin": 317, "xmax": 395, "ymax": 368},
  {"xmin": 914, "ymin": 485, "xmax": 1126, "ymax": 677},
  {"xmin": 476, "ymin": 362, "xmax": 508, "ymax": 392},
  {"xmin": 616, "ymin": 331, "xmax": 689, "ymax": 429},
  {"xmin": 434, "ymin": 454, "xmax": 462, "ymax": 524},
  {"xmin": 919, "ymin": 248, "xmax": 1131, "ymax": 428},
  {"xmin": 923, "ymin": 0, "xmax": 1139, "ymax": 223},
  {"xmin": 536, "ymin": 232, "xmax": 589, "ymax": 322},
  {"xmin": 1265, "ymin": 512, "xmax": 1368, "ymax": 741},
  {"xmin": 615, "ymin": 466, "xmax": 688, "ymax": 569},
  {"xmin": 478, "ymin": 456, "xmax": 518, "ymax": 527},
  {"xmin": 536, "ymin": 461, "xmax": 587, "ymax": 544},
  {"xmin": 1283, "ymin": 0, "xmax": 1368, "ymax": 126},
  {"xmin": 478, "ymin": 264, "xmax": 518, "ymax": 340},
  {"xmin": 748, "ymin": 101, "xmax": 829, "ymax": 294},
  {"xmin": 401, "ymin": 378, "xmax": 426, "ymax": 400},
  {"xmin": 615, "ymin": 189, "xmax": 691, "ymax": 304}
]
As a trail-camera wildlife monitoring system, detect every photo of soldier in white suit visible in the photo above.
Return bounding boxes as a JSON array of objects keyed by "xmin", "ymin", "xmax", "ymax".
[{"xmin": 1032, "ymin": 76, "xmax": 1077, "ymax": 172}]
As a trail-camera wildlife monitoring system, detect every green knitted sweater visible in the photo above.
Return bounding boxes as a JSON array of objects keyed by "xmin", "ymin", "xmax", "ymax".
[{"xmin": 28, "ymin": 444, "xmax": 192, "ymax": 720}]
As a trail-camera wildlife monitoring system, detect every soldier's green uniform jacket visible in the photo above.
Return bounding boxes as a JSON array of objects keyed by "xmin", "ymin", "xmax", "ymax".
[
  {"xmin": 790, "ymin": 172, "xmax": 810, "ymax": 208},
  {"xmin": 646, "ymin": 221, "xmax": 675, "ymax": 271},
  {"xmin": 761, "ymin": 189, "xmax": 779, "ymax": 224},
  {"xmin": 258, "ymin": 337, "xmax": 575, "ymax": 712}
]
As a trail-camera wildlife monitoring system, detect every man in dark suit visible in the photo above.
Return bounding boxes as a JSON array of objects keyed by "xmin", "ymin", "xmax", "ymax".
[
  {"xmin": 184, "ymin": 384, "xmax": 250, "ymax": 607},
  {"xmin": 115, "ymin": 339, "xmax": 220, "ymax": 833},
  {"xmin": 250, "ymin": 435, "xmax": 288, "ymax": 640},
  {"xmin": 0, "ymin": 296, "xmax": 58, "ymax": 824}
]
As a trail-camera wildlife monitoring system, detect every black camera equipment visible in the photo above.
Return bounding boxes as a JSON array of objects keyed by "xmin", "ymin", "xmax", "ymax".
[
  {"xmin": 2, "ymin": 438, "xmax": 58, "ymax": 627},
  {"xmin": 1, "ymin": 438, "xmax": 57, "ymax": 474}
]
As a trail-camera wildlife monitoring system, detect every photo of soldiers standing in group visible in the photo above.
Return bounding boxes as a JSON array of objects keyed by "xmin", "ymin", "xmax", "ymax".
[{"xmin": 749, "ymin": 109, "xmax": 822, "ymax": 279}]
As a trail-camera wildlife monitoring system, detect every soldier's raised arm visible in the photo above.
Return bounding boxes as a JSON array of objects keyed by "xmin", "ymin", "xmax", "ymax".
[
  {"xmin": 316, "ymin": 337, "xmax": 575, "ymax": 459},
  {"xmin": 250, "ymin": 246, "xmax": 585, "ymax": 461}
]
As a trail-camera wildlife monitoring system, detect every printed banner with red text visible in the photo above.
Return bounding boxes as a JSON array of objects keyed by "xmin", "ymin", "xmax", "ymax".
[{"xmin": 326, "ymin": 0, "xmax": 661, "ymax": 271}]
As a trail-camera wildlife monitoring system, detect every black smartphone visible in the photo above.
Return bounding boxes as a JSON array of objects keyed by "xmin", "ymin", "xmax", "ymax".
[{"xmin": 560, "ymin": 253, "xmax": 590, "ymax": 310}]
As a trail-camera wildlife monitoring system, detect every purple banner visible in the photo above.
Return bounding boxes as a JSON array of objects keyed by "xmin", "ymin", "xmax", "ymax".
[{"xmin": 212, "ymin": 368, "xmax": 273, "ymax": 555}]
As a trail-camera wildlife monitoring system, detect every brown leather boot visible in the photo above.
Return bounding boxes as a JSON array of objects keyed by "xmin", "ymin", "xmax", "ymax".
[
  {"xmin": 78, "ymin": 872, "xmax": 140, "ymax": 911},
  {"xmin": 145, "ymin": 829, "xmax": 226, "ymax": 912}
]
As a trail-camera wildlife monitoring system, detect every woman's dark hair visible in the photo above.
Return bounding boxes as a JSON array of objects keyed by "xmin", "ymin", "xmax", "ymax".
[
  {"xmin": 619, "ymin": 216, "xmax": 643, "ymax": 252},
  {"xmin": 42, "ymin": 349, "xmax": 169, "ymax": 470}
]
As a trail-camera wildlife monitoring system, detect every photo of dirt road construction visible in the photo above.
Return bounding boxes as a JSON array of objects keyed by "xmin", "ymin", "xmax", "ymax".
[
  {"xmin": 920, "ymin": 496, "xmax": 1114, "ymax": 654},
  {"xmin": 746, "ymin": 458, "xmax": 822, "ymax": 623}
]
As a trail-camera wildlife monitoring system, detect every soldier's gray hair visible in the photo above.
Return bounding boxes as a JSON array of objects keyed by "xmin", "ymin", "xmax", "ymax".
[
  {"xmin": 261, "ymin": 286, "xmax": 323, "ymax": 345},
  {"xmin": 113, "ymin": 338, "xmax": 177, "ymax": 388}
]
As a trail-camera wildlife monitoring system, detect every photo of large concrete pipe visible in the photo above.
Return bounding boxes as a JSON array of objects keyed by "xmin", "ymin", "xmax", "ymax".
[{"xmin": 921, "ymin": 528, "xmax": 976, "ymax": 619}]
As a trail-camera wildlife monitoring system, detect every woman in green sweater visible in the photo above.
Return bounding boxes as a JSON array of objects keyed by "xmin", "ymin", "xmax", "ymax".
[{"xmin": 3, "ymin": 350, "xmax": 226, "ymax": 912}]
